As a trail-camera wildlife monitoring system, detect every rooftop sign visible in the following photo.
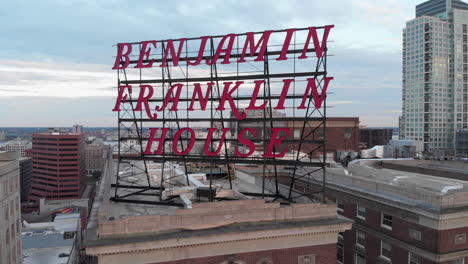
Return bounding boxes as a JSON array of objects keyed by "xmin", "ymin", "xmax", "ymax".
[{"xmin": 112, "ymin": 26, "xmax": 334, "ymax": 159}]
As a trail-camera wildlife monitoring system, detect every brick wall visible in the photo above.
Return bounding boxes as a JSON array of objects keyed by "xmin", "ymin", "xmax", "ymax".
[
  {"xmin": 153, "ymin": 243, "xmax": 337, "ymax": 264},
  {"xmin": 331, "ymin": 195, "xmax": 468, "ymax": 263}
]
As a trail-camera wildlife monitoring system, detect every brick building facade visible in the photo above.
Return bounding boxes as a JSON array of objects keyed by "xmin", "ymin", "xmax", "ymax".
[
  {"xmin": 153, "ymin": 244, "xmax": 337, "ymax": 264},
  {"xmin": 84, "ymin": 139, "xmax": 109, "ymax": 174},
  {"xmin": 315, "ymin": 159, "xmax": 468, "ymax": 264},
  {"xmin": 359, "ymin": 128, "xmax": 393, "ymax": 149},
  {"xmin": 230, "ymin": 109, "xmax": 360, "ymax": 160},
  {"xmin": 0, "ymin": 151, "xmax": 22, "ymax": 264},
  {"xmin": 286, "ymin": 117, "xmax": 360, "ymax": 159},
  {"xmin": 30, "ymin": 131, "xmax": 85, "ymax": 204}
]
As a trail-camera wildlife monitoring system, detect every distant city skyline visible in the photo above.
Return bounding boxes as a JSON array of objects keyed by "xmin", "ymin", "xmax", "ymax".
[{"xmin": 1, "ymin": 0, "xmax": 425, "ymax": 127}]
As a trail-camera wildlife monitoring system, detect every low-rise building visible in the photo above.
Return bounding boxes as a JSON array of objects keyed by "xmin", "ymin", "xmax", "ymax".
[
  {"xmin": 2, "ymin": 138, "xmax": 32, "ymax": 157},
  {"xmin": 22, "ymin": 208, "xmax": 82, "ymax": 264},
  {"xmin": 84, "ymin": 139, "xmax": 109, "ymax": 174},
  {"xmin": 359, "ymin": 128, "xmax": 393, "ymax": 149},
  {"xmin": 0, "ymin": 151, "xmax": 22, "ymax": 264},
  {"xmin": 229, "ymin": 109, "xmax": 360, "ymax": 161},
  {"xmin": 19, "ymin": 157, "xmax": 33, "ymax": 203}
]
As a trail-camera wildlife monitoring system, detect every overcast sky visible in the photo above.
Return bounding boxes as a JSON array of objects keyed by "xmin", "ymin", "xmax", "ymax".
[{"xmin": 0, "ymin": 0, "xmax": 424, "ymax": 127}]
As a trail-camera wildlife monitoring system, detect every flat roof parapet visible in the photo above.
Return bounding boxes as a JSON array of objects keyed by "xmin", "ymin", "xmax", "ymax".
[
  {"xmin": 98, "ymin": 200, "xmax": 336, "ymax": 238},
  {"xmin": 325, "ymin": 159, "xmax": 468, "ymax": 211}
]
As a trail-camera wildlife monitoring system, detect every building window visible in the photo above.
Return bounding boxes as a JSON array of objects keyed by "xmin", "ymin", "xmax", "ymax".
[
  {"xmin": 294, "ymin": 129, "xmax": 300, "ymax": 138},
  {"xmin": 454, "ymin": 234, "xmax": 467, "ymax": 245},
  {"xmin": 381, "ymin": 213, "xmax": 393, "ymax": 229},
  {"xmin": 355, "ymin": 252, "xmax": 365, "ymax": 264},
  {"xmin": 337, "ymin": 199, "xmax": 344, "ymax": 212},
  {"xmin": 337, "ymin": 241, "xmax": 344, "ymax": 264},
  {"xmin": 409, "ymin": 229, "xmax": 422, "ymax": 241},
  {"xmin": 453, "ymin": 258, "xmax": 464, "ymax": 264},
  {"xmin": 338, "ymin": 232, "xmax": 344, "ymax": 242},
  {"xmin": 409, "ymin": 252, "xmax": 421, "ymax": 264},
  {"xmin": 381, "ymin": 241, "xmax": 392, "ymax": 260},
  {"xmin": 357, "ymin": 205, "xmax": 366, "ymax": 219},
  {"xmin": 3, "ymin": 179, "xmax": 8, "ymax": 195},
  {"xmin": 356, "ymin": 230, "xmax": 365, "ymax": 248}
]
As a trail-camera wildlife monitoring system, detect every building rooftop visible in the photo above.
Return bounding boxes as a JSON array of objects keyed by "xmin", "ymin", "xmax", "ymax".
[
  {"xmin": 22, "ymin": 231, "xmax": 73, "ymax": 249},
  {"xmin": 324, "ymin": 159, "xmax": 468, "ymax": 213},
  {"xmin": 22, "ymin": 211, "xmax": 80, "ymax": 264},
  {"xmin": 23, "ymin": 246, "xmax": 73, "ymax": 264},
  {"xmin": 100, "ymin": 160, "xmax": 297, "ymax": 220},
  {"xmin": 84, "ymin": 159, "xmax": 349, "ymax": 248},
  {"xmin": 416, "ymin": 0, "xmax": 468, "ymax": 17}
]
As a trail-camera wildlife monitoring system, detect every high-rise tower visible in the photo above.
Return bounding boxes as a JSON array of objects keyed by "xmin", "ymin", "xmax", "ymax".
[{"xmin": 401, "ymin": 0, "xmax": 468, "ymax": 153}]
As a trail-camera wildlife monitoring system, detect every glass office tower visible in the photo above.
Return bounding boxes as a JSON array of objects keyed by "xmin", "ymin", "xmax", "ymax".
[{"xmin": 401, "ymin": 0, "xmax": 468, "ymax": 153}]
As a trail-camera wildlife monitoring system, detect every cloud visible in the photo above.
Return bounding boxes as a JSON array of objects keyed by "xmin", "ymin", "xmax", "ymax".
[
  {"xmin": 0, "ymin": 60, "xmax": 115, "ymax": 97},
  {"xmin": 359, "ymin": 115, "xmax": 399, "ymax": 127},
  {"xmin": 0, "ymin": 96, "xmax": 116, "ymax": 127},
  {"xmin": 328, "ymin": 100, "xmax": 355, "ymax": 105},
  {"xmin": 0, "ymin": 0, "xmax": 416, "ymax": 127}
]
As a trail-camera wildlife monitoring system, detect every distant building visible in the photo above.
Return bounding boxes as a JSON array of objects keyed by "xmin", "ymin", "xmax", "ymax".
[
  {"xmin": 84, "ymin": 139, "xmax": 109, "ymax": 174},
  {"xmin": 0, "ymin": 151, "xmax": 22, "ymax": 264},
  {"xmin": 230, "ymin": 109, "xmax": 360, "ymax": 160},
  {"xmin": 456, "ymin": 129, "xmax": 468, "ymax": 158},
  {"xmin": 22, "ymin": 208, "xmax": 82, "ymax": 264},
  {"xmin": 2, "ymin": 138, "xmax": 32, "ymax": 157},
  {"xmin": 72, "ymin": 124, "xmax": 83, "ymax": 134},
  {"xmin": 400, "ymin": 0, "xmax": 468, "ymax": 153},
  {"xmin": 359, "ymin": 128, "xmax": 393, "ymax": 149},
  {"xmin": 24, "ymin": 149, "xmax": 32, "ymax": 157},
  {"xmin": 19, "ymin": 157, "xmax": 33, "ymax": 203},
  {"xmin": 29, "ymin": 130, "xmax": 86, "ymax": 206},
  {"xmin": 312, "ymin": 159, "xmax": 468, "ymax": 263},
  {"xmin": 0, "ymin": 130, "xmax": 6, "ymax": 141},
  {"xmin": 360, "ymin": 140, "xmax": 423, "ymax": 159}
]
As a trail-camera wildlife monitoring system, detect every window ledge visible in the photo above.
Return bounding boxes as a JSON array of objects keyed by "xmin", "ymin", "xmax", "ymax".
[{"xmin": 381, "ymin": 224, "xmax": 392, "ymax": 230}]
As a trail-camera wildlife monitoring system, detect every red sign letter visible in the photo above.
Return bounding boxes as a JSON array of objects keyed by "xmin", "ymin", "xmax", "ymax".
[
  {"xmin": 172, "ymin": 128, "xmax": 195, "ymax": 155},
  {"xmin": 235, "ymin": 128, "xmax": 256, "ymax": 157},
  {"xmin": 204, "ymin": 128, "xmax": 230, "ymax": 156},
  {"xmin": 238, "ymin": 31, "xmax": 273, "ymax": 63},
  {"xmin": 298, "ymin": 77, "xmax": 333, "ymax": 109},
  {"xmin": 188, "ymin": 82, "xmax": 213, "ymax": 111},
  {"xmin": 262, "ymin": 128, "xmax": 291, "ymax": 158},
  {"xmin": 274, "ymin": 79, "xmax": 294, "ymax": 110},
  {"xmin": 135, "ymin": 41, "xmax": 157, "ymax": 68},
  {"xmin": 245, "ymin": 80, "xmax": 267, "ymax": 111},
  {"xmin": 160, "ymin": 39, "xmax": 187, "ymax": 67},
  {"xmin": 155, "ymin": 83, "xmax": 184, "ymax": 112},
  {"xmin": 276, "ymin": 29, "xmax": 296, "ymax": 61},
  {"xmin": 112, "ymin": 85, "xmax": 132, "ymax": 111},
  {"xmin": 134, "ymin": 85, "xmax": 157, "ymax": 119},
  {"xmin": 206, "ymin": 34, "xmax": 236, "ymax": 65},
  {"xmin": 216, "ymin": 81, "xmax": 246, "ymax": 120},
  {"xmin": 186, "ymin": 36, "xmax": 210, "ymax": 66},
  {"xmin": 112, "ymin": 43, "xmax": 132, "ymax": 70},
  {"xmin": 298, "ymin": 25, "xmax": 334, "ymax": 59},
  {"xmin": 144, "ymin": 128, "xmax": 170, "ymax": 155}
]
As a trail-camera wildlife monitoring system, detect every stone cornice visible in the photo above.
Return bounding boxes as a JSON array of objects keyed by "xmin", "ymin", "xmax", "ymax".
[{"xmin": 86, "ymin": 218, "xmax": 351, "ymax": 257}]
